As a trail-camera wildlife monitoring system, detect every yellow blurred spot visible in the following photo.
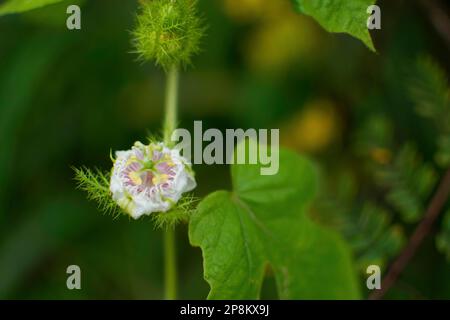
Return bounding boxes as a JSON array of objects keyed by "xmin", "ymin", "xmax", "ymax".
[
  {"xmin": 222, "ymin": 0, "xmax": 266, "ymax": 22},
  {"xmin": 370, "ymin": 147, "xmax": 392, "ymax": 165},
  {"xmin": 243, "ymin": 12, "xmax": 322, "ymax": 73},
  {"xmin": 222, "ymin": 0, "xmax": 324, "ymax": 73},
  {"xmin": 281, "ymin": 100, "xmax": 340, "ymax": 153}
]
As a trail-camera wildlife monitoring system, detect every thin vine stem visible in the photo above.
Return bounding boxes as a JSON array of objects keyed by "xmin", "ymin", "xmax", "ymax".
[
  {"xmin": 163, "ymin": 66, "xmax": 179, "ymax": 300},
  {"xmin": 164, "ymin": 227, "xmax": 177, "ymax": 300},
  {"xmin": 164, "ymin": 67, "xmax": 179, "ymax": 145}
]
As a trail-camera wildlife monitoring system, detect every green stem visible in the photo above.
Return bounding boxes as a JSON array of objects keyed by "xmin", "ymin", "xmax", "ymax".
[
  {"xmin": 163, "ymin": 66, "xmax": 179, "ymax": 300},
  {"xmin": 164, "ymin": 227, "xmax": 177, "ymax": 300},
  {"xmin": 164, "ymin": 67, "xmax": 179, "ymax": 145}
]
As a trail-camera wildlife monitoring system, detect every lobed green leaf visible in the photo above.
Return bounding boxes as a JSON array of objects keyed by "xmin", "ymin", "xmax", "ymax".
[{"xmin": 189, "ymin": 143, "xmax": 360, "ymax": 299}]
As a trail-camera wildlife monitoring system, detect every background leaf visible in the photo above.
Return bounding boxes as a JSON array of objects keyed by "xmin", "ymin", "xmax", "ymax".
[
  {"xmin": 409, "ymin": 56, "xmax": 450, "ymax": 167},
  {"xmin": 0, "ymin": 195, "xmax": 94, "ymax": 298},
  {"xmin": 0, "ymin": 34, "xmax": 65, "ymax": 221},
  {"xmin": 292, "ymin": 0, "xmax": 376, "ymax": 51},
  {"xmin": 189, "ymin": 144, "xmax": 360, "ymax": 299},
  {"xmin": 0, "ymin": 0, "xmax": 64, "ymax": 16}
]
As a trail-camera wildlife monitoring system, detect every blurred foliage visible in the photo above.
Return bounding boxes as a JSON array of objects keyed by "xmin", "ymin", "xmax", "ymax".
[
  {"xmin": 409, "ymin": 56, "xmax": 450, "ymax": 167},
  {"xmin": 0, "ymin": 0, "xmax": 63, "ymax": 16},
  {"xmin": 0, "ymin": 0, "xmax": 449, "ymax": 299},
  {"xmin": 313, "ymin": 170, "xmax": 406, "ymax": 274},
  {"xmin": 375, "ymin": 144, "xmax": 437, "ymax": 223},
  {"xmin": 437, "ymin": 209, "xmax": 450, "ymax": 262}
]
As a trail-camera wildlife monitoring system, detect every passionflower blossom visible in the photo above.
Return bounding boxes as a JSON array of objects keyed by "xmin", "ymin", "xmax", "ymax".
[{"xmin": 110, "ymin": 141, "xmax": 196, "ymax": 219}]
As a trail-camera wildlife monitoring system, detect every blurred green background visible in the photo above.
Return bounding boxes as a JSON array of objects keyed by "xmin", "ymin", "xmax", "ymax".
[{"xmin": 0, "ymin": 0, "xmax": 449, "ymax": 299}]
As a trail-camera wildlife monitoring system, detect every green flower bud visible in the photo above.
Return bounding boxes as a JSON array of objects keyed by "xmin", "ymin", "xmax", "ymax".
[{"xmin": 132, "ymin": 0, "xmax": 204, "ymax": 69}]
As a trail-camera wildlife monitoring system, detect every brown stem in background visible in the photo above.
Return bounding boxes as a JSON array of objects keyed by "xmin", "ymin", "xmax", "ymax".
[
  {"xmin": 417, "ymin": 0, "xmax": 450, "ymax": 51},
  {"xmin": 369, "ymin": 168, "xmax": 450, "ymax": 300}
]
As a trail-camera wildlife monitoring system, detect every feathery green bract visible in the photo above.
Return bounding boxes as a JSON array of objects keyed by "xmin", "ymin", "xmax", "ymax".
[
  {"xmin": 73, "ymin": 166, "xmax": 121, "ymax": 218},
  {"xmin": 132, "ymin": 0, "xmax": 205, "ymax": 70},
  {"xmin": 152, "ymin": 194, "xmax": 198, "ymax": 230}
]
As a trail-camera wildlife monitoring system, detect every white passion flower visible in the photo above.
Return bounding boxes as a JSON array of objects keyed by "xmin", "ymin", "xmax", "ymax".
[{"xmin": 110, "ymin": 141, "xmax": 196, "ymax": 219}]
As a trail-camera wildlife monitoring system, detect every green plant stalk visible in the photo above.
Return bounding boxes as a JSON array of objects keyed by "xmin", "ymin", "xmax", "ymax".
[
  {"xmin": 164, "ymin": 227, "xmax": 177, "ymax": 300},
  {"xmin": 164, "ymin": 67, "xmax": 179, "ymax": 146},
  {"xmin": 163, "ymin": 66, "xmax": 179, "ymax": 300}
]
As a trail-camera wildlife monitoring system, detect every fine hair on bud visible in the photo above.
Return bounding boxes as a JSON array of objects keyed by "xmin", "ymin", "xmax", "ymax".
[{"xmin": 132, "ymin": 0, "xmax": 204, "ymax": 70}]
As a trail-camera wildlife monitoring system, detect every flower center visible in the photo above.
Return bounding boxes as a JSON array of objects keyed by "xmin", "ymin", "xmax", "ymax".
[{"xmin": 124, "ymin": 152, "xmax": 176, "ymax": 192}]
